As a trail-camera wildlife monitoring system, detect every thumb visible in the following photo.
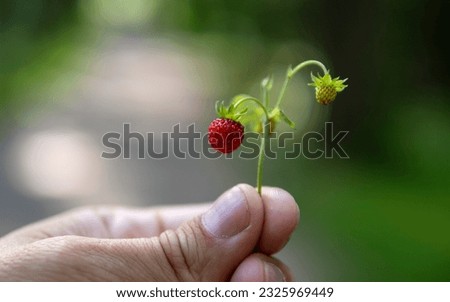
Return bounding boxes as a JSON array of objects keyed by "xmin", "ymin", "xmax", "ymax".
[
  {"xmin": 101, "ymin": 183, "xmax": 261, "ymax": 281},
  {"xmin": 153, "ymin": 183, "xmax": 264, "ymax": 281}
]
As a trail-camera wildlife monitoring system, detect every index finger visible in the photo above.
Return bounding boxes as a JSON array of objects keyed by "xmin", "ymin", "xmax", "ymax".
[{"xmin": 0, "ymin": 203, "xmax": 212, "ymax": 248}]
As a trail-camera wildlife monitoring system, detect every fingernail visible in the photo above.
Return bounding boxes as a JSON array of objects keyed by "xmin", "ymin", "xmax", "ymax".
[
  {"xmin": 264, "ymin": 262, "xmax": 286, "ymax": 282},
  {"xmin": 202, "ymin": 186, "xmax": 250, "ymax": 238}
]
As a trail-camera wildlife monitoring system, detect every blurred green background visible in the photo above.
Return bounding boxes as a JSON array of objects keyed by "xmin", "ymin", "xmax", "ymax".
[{"xmin": 1, "ymin": 0, "xmax": 449, "ymax": 281}]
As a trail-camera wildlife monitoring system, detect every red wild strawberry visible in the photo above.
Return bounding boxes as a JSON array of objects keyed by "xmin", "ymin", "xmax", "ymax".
[{"xmin": 208, "ymin": 118, "xmax": 244, "ymax": 153}]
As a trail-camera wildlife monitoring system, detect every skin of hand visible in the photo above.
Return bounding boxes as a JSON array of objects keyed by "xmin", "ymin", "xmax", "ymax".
[{"xmin": 0, "ymin": 184, "xmax": 299, "ymax": 281}]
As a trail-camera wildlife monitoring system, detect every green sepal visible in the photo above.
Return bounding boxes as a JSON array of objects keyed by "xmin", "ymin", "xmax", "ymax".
[
  {"xmin": 269, "ymin": 107, "xmax": 295, "ymax": 129},
  {"xmin": 308, "ymin": 70, "xmax": 348, "ymax": 92},
  {"xmin": 215, "ymin": 100, "xmax": 228, "ymax": 117},
  {"xmin": 215, "ymin": 97, "xmax": 249, "ymax": 122},
  {"xmin": 278, "ymin": 109, "xmax": 296, "ymax": 129}
]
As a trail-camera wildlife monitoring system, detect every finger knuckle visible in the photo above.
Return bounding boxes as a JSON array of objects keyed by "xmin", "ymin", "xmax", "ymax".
[{"xmin": 158, "ymin": 221, "xmax": 205, "ymax": 281}]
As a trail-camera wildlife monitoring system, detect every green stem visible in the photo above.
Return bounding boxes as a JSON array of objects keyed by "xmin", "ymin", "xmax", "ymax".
[
  {"xmin": 290, "ymin": 60, "xmax": 327, "ymax": 76},
  {"xmin": 263, "ymin": 87, "xmax": 270, "ymax": 108},
  {"xmin": 261, "ymin": 86, "xmax": 268, "ymax": 108},
  {"xmin": 233, "ymin": 96, "xmax": 269, "ymax": 195},
  {"xmin": 275, "ymin": 76, "xmax": 289, "ymax": 110},
  {"xmin": 256, "ymin": 118, "xmax": 268, "ymax": 194},
  {"xmin": 233, "ymin": 96, "xmax": 270, "ymax": 120},
  {"xmin": 274, "ymin": 60, "xmax": 328, "ymax": 108}
]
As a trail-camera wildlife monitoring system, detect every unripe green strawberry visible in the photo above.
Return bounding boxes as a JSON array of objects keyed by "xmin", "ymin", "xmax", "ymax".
[
  {"xmin": 315, "ymin": 85, "xmax": 338, "ymax": 105},
  {"xmin": 308, "ymin": 71, "xmax": 347, "ymax": 105}
]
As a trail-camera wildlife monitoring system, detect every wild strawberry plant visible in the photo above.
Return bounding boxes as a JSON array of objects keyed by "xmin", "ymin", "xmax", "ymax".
[{"xmin": 208, "ymin": 60, "xmax": 348, "ymax": 194}]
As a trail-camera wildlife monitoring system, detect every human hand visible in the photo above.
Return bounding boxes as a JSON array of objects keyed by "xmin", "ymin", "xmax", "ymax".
[{"xmin": 0, "ymin": 184, "xmax": 299, "ymax": 281}]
